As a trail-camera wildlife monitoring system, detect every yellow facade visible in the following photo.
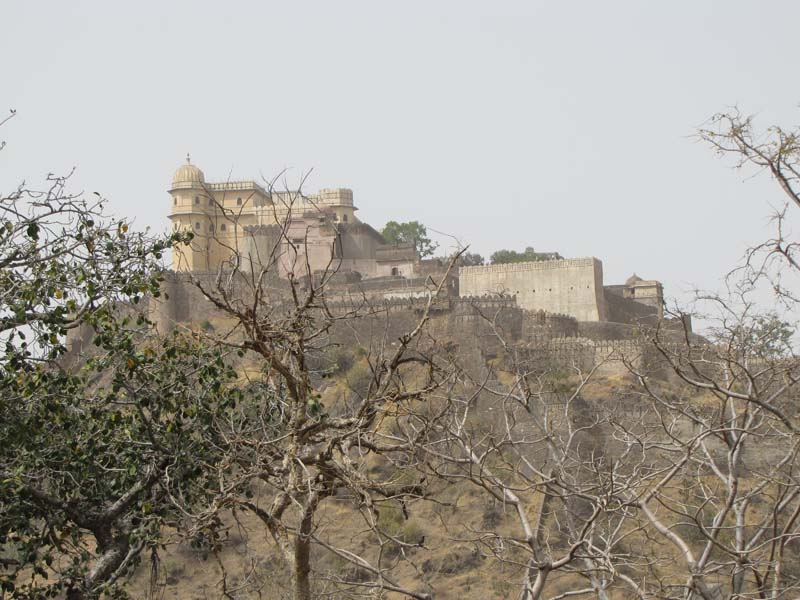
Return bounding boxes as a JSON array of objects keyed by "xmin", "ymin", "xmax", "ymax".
[{"xmin": 168, "ymin": 157, "xmax": 358, "ymax": 272}]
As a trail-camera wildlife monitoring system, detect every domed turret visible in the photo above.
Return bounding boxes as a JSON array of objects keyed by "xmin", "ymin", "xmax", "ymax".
[
  {"xmin": 625, "ymin": 273, "xmax": 643, "ymax": 287},
  {"xmin": 172, "ymin": 154, "xmax": 205, "ymax": 186}
]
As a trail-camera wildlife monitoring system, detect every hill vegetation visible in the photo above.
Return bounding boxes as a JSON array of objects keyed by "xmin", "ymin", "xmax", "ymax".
[{"xmin": 1, "ymin": 108, "xmax": 800, "ymax": 600}]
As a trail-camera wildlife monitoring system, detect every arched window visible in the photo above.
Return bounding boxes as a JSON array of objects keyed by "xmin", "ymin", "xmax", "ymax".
[
  {"xmin": 209, "ymin": 224, "xmax": 215, "ymax": 233},
  {"xmin": 342, "ymin": 214, "xmax": 348, "ymax": 222},
  {"xmin": 220, "ymin": 224, "xmax": 227, "ymax": 232},
  {"xmin": 194, "ymin": 222, "xmax": 201, "ymax": 231},
  {"xmin": 194, "ymin": 196, "xmax": 200, "ymax": 205},
  {"xmin": 208, "ymin": 198, "xmax": 214, "ymax": 206},
  {"xmin": 391, "ymin": 267, "xmax": 399, "ymax": 276},
  {"xmin": 173, "ymin": 197, "xmax": 177, "ymax": 205},
  {"xmin": 236, "ymin": 197, "xmax": 243, "ymax": 206}
]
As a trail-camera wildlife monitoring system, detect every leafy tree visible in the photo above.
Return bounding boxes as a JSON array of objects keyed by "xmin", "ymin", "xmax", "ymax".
[
  {"xmin": 455, "ymin": 251, "xmax": 484, "ymax": 266},
  {"xmin": 0, "ymin": 171, "xmax": 238, "ymax": 599},
  {"xmin": 435, "ymin": 251, "xmax": 484, "ymax": 267},
  {"xmin": 489, "ymin": 246, "xmax": 562, "ymax": 265},
  {"xmin": 380, "ymin": 220, "xmax": 437, "ymax": 258},
  {"xmin": 1, "ymin": 320, "xmax": 237, "ymax": 599},
  {"xmin": 722, "ymin": 313, "xmax": 797, "ymax": 359}
]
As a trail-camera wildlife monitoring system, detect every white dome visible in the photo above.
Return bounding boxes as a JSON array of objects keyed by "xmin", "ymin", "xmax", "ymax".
[{"xmin": 172, "ymin": 154, "xmax": 205, "ymax": 186}]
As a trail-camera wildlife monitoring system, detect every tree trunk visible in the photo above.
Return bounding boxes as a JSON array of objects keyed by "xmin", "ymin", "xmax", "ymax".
[
  {"xmin": 293, "ymin": 503, "xmax": 314, "ymax": 600},
  {"xmin": 65, "ymin": 534, "xmax": 129, "ymax": 600}
]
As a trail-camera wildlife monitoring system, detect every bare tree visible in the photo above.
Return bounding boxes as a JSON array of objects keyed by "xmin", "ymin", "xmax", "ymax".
[
  {"xmin": 169, "ymin": 183, "xmax": 464, "ymax": 600},
  {"xmin": 593, "ymin": 108, "xmax": 800, "ymax": 599},
  {"xmin": 392, "ymin": 302, "xmax": 649, "ymax": 600}
]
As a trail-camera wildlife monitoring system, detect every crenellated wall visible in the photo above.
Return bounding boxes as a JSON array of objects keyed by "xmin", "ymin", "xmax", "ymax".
[
  {"xmin": 58, "ymin": 269, "xmax": 685, "ymax": 384},
  {"xmin": 518, "ymin": 336, "xmax": 665, "ymax": 377},
  {"xmin": 523, "ymin": 309, "xmax": 579, "ymax": 339},
  {"xmin": 603, "ymin": 288, "xmax": 660, "ymax": 326}
]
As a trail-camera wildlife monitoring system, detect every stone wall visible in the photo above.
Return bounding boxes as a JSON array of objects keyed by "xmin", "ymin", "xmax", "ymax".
[
  {"xmin": 323, "ymin": 273, "xmax": 459, "ymax": 302},
  {"xmin": 518, "ymin": 337, "xmax": 658, "ymax": 377},
  {"xmin": 523, "ymin": 310, "xmax": 579, "ymax": 339},
  {"xmin": 603, "ymin": 287, "xmax": 660, "ymax": 326},
  {"xmin": 148, "ymin": 271, "xmax": 226, "ymax": 334},
  {"xmin": 577, "ymin": 320, "xmax": 641, "ymax": 341},
  {"xmin": 60, "ymin": 268, "xmax": 689, "ymax": 386},
  {"xmin": 459, "ymin": 258, "xmax": 608, "ymax": 322}
]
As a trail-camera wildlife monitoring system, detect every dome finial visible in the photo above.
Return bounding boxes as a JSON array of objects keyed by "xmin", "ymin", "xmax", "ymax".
[{"xmin": 172, "ymin": 156, "xmax": 205, "ymax": 186}]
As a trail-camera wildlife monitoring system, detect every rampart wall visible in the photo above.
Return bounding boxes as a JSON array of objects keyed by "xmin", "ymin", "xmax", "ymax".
[
  {"xmin": 603, "ymin": 288, "xmax": 660, "ymax": 326},
  {"xmin": 578, "ymin": 320, "xmax": 641, "ymax": 341},
  {"xmin": 60, "ymin": 270, "xmax": 684, "ymax": 384},
  {"xmin": 523, "ymin": 310, "xmax": 579, "ymax": 339},
  {"xmin": 519, "ymin": 337, "xmax": 667, "ymax": 377},
  {"xmin": 148, "ymin": 271, "xmax": 263, "ymax": 334},
  {"xmin": 459, "ymin": 258, "xmax": 608, "ymax": 322}
]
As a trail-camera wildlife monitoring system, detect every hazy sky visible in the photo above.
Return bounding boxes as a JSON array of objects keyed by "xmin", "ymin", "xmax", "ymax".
[{"xmin": 3, "ymin": 1, "xmax": 800, "ymax": 304}]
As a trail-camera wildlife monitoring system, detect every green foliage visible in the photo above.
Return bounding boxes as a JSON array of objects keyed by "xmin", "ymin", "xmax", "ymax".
[
  {"xmin": 491, "ymin": 578, "xmax": 514, "ymax": 598},
  {"xmin": 457, "ymin": 252, "xmax": 484, "ymax": 266},
  {"xmin": 482, "ymin": 503, "xmax": 502, "ymax": 529},
  {"xmin": 742, "ymin": 313, "xmax": 795, "ymax": 358},
  {"xmin": 376, "ymin": 504, "xmax": 405, "ymax": 537},
  {"xmin": 345, "ymin": 359, "xmax": 374, "ymax": 399},
  {"xmin": 400, "ymin": 520, "xmax": 425, "ymax": 545},
  {"xmin": 332, "ymin": 345, "xmax": 354, "ymax": 373},
  {"xmin": 0, "ymin": 180, "xmax": 230, "ymax": 599},
  {"xmin": 380, "ymin": 220, "xmax": 438, "ymax": 258},
  {"xmin": 489, "ymin": 246, "xmax": 562, "ymax": 265},
  {"xmin": 437, "ymin": 251, "xmax": 484, "ymax": 267}
]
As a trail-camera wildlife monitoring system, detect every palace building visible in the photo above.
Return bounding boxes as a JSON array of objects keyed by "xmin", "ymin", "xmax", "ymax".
[{"xmin": 168, "ymin": 156, "xmax": 418, "ymax": 278}]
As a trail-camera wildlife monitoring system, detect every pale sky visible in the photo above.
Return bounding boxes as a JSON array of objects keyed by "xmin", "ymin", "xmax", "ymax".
[{"xmin": 2, "ymin": 1, "xmax": 800, "ymax": 306}]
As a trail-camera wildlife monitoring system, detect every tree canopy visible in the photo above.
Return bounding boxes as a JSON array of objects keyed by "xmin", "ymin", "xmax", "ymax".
[
  {"xmin": 489, "ymin": 246, "xmax": 562, "ymax": 265},
  {"xmin": 380, "ymin": 220, "xmax": 437, "ymax": 258},
  {"xmin": 436, "ymin": 251, "xmax": 484, "ymax": 267},
  {"xmin": 0, "ymin": 171, "xmax": 231, "ymax": 599},
  {"xmin": 4, "ymin": 106, "xmax": 800, "ymax": 600}
]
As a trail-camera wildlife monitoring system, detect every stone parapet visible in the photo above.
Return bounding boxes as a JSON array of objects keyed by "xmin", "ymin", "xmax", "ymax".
[{"xmin": 460, "ymin": 257, "xmax": 596, "ymax": 275}]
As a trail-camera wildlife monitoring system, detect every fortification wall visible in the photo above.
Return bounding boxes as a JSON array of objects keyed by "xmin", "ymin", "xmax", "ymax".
[
  {"xmin": 459, "ymin": 258, "xmax": 608, "ymax": 322},
  {"xmin": 141, "ymin": 271, "xmax": 689, "ymax": 382},
  {"xmin": 518, "ymin": 337, "xmax": 655, "ymax": 377},
  {"xmin": 241, "ymin": 225, "xmax": 283, "ymax": 274},
  {"xmin": 148, "ymin": 271, "xmax": 242, "ymax": 334},
  {"xmin": 603, "ymin": 288, "xmax": 660, "ymax": 326},
  {"xmin": 578, "ymin": 320, "xmax": 642, "ymax": 341},
  {"xmin": 323, "ymin": 273, "xmax": 459, "ymax": 303},
  {"xmin": 448, "ymin": 297, "xmax": 524, "ymax": 348},
  {"xmin": 523, "ymin": 310, "xmax": 579, "ymax": 339}
]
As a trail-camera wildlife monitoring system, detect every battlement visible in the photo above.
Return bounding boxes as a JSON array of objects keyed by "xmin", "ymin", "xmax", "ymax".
[
  {"xmin": 460, "ymin": 257, "xmax": 597, "ymax": 275},
  {"xmin": 206, "ymin": 181, "xmax": 271, "ymax": 194},
  {"xmin": 455, "ymin": 294, "xmax": 519, "ymax": 310},
  {"xmin": 316, "ymin": 188, "xmax": 354, "ymax": 206},
  {"xmin": 324, "ymin": 295, "xmax": 448, "ymax": 313},
  {"xmin": 524, "ymin": 308, "xmax": 577, "ymax": 323}
]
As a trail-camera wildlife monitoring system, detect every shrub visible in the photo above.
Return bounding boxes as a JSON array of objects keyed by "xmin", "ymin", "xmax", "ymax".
[
  {"xmin": 345, "ymin": 360, "xmax": 374, "ymax": 398},
  {"xmin": 482, "ymin": 503, "xmax": 502, "ymax": 529}
]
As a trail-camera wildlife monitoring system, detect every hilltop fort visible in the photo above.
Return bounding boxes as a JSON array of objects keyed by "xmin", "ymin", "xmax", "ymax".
[
  {"xmin": 167, "ymin": 157, "xmax": 668, "ymax": 323},
  {"xmin": 70, "ymin": 159, "xmax": 688, "ymax": 376}
]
